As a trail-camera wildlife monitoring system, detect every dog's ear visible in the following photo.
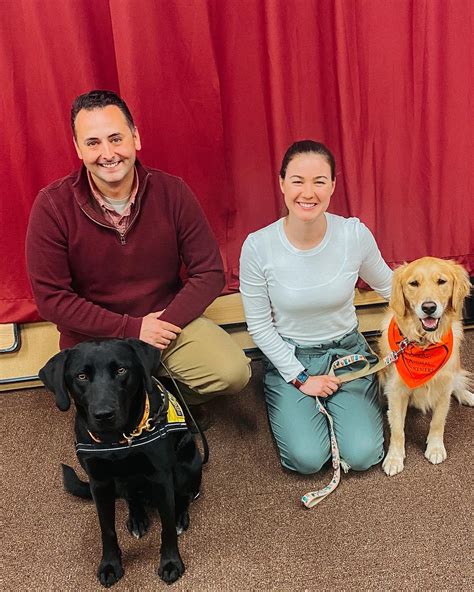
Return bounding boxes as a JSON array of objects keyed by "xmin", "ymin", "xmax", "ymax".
[
  {"xmin": 125, "ymin": 339, "xmax": 161, "ymax": 393},
  {"xmin": 39, "ymin": 350, "xmax": 71, "ymax": 411},
  {"xmin": 390, "ymin": 263, "xmax": 408, "ymax": 318},
  {"xmin": 450, "ymin": 261, "xmax": 471, "ymax": 314}
]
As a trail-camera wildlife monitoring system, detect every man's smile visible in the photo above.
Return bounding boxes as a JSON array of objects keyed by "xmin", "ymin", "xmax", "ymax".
[{"xmin": 99, "ymin": 161, "xmax": 121, "ymax": 168}]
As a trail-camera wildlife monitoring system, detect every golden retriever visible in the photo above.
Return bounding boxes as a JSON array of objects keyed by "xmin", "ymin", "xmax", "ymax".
[{"xmin": 380, "ymin": 257, "xmax": 473, "ymax": 476}]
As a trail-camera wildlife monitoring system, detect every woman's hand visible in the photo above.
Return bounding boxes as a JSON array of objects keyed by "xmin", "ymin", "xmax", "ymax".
[{"xmin": 298, "ymin": 375, "xmax": 341, "ymax": 398}]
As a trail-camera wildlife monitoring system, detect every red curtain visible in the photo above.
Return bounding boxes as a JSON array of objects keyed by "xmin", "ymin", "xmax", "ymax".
[{"xmin": 1, "ymin": 0, "xmax": 472, "ymax": 324}]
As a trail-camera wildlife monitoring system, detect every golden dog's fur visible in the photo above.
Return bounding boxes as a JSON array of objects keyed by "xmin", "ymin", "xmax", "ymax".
[{"xmin": 380, "ymin": 257, "xmax": 473, "ymax": 476}]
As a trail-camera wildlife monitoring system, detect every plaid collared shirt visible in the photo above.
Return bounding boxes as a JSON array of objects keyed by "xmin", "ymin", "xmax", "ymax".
[{"xmin": 87, "ymin": 168, "xmax": 139, "ymax": 232}]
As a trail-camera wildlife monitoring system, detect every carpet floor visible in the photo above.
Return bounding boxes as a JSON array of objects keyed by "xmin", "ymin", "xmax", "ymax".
[{"xmin": 2, "ymin": 334, "xmax": 473, "ymax": 591}]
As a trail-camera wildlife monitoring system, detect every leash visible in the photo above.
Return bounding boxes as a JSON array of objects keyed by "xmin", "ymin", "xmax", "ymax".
[
  {"xmin": 301, "ymin": 338, "xmax": 411, "ymax": 509},
  {"xmin": 157, "ymin": 363, "xmax": 209, "ymax": 465},
  {"xmin": 328, "ymin": 337, "xmax": 411, "ymax": 383}
]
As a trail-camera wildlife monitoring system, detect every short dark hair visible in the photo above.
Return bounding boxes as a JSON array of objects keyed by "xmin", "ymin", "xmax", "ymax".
[
  {"xmin": 71, "ymin": 90, "xmax": 135, "ymax": 137},
  {"xmin": 279, "ymin": 140, "xmax": 336, "ymax": 180}
]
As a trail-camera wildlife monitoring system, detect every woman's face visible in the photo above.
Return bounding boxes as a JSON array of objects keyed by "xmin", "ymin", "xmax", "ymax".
[{"xmin": 279, "ymin": 152, "xmax": 335, "ymax": 223}]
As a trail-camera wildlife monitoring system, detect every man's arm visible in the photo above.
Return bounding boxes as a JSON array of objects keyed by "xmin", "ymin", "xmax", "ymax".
[
  {"xmin": 26, "ymin": 190, "xmax": 142, "ymax": 339},
  {"xmin": 157, "ymin": 180, "xmax": 225, "ymax": 328}
]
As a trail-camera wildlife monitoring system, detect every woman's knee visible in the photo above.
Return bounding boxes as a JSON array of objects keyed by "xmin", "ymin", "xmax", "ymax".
[
  {"xmin": 280, "ymin": 443, "xmax": 330, "ymax": 475},
  {"xmin": 341, "ymin": 436, "xmax": 384, "ymax": 471}
]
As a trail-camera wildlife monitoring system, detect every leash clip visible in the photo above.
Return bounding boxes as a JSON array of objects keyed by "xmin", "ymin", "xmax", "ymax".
[
  {"xmin": 123, "ymin": 434, "xmax": 133, "ymax": 447},
  {"xmin": 389, "ymin": 338, "xmax": 410, "ymax": 363},
  {"xmin": 144, "ymin": 418, "xmax": 155, "ymax": 432},
  {"xmin": 397, "ymin": 338, "xmax": 410, "ymax": 355}
]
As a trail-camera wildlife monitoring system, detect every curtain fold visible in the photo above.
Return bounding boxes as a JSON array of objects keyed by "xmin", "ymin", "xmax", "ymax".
[
  {"xmin": 1, "ymin": 0, "xmax": 119, "ymax": 322},
  {"xmin": 1, "ymin": 0, "xmax": 472, "ymax": 324}
]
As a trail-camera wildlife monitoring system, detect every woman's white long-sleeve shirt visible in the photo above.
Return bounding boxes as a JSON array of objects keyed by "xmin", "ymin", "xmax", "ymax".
[{"xmin": 239, "ymin": 214, "xmax": 393, "ymax": 382}]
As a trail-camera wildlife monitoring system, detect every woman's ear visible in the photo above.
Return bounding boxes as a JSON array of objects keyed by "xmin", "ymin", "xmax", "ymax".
[{"xmin": 279, "ymin": 176, "xmax": 285, "ymax": 194}]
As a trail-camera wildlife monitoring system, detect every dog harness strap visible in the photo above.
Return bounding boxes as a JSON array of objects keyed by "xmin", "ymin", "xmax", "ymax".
[{"xmin": 388, "ymin": 319, "xmax": 454, "ymax": 388}]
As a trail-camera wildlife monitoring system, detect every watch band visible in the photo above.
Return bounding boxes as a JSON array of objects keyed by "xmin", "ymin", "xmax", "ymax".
[{"xmin": 291, "ymin": 370, "xmax": 309, "ymax": 389}]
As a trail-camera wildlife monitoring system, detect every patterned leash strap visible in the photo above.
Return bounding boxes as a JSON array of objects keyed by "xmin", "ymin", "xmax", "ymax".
[
  {"xmin": 301, "ymin": 355, "xmax": 367, "ymax": 509},
  {"xmin": 301, "ymin": 395, "xmax": 350, "ymax": 508},
  {"xmin": 329, "ymin": 341, "xmax": 411, "ymax": 384},
  {"xmin": 301, "ymin": 347, "xmax": 408, "ymax": 509}
]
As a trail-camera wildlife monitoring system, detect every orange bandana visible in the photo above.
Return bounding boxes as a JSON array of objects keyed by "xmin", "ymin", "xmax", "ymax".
[{"xmin": 388, "ymin": 318, "xmax": 453, "ymax": 388}]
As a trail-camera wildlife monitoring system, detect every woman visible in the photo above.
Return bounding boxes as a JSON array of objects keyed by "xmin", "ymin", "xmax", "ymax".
[{"xmin": 239, "ymin": 140, "xmax": 392, "ymax": 489}]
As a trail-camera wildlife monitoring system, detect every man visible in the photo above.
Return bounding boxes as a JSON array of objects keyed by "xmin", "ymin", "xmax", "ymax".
[{"xmin": 26, "ymin": 90, "xmax": 250, "ymax": 417}]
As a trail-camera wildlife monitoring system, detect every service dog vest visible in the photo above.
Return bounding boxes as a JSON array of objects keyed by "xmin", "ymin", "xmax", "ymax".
[
  {"xmin": 388, "ymin": 318, "xmax": 453, "ymax": 388},
  {"xmin": 75, "ymin": 392, "xmax": 188, "ymax": 460}
]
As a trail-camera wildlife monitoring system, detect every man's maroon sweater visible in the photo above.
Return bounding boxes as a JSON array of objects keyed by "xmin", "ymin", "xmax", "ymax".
[{"xmin": 26, "ymin": 161, "xmax": 225, "ymax": 349}]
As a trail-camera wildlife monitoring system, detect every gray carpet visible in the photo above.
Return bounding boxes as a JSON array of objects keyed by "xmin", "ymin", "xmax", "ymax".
[{"xmin": 2, "ymin": 333, "xmax": 473, "ymax": 591}]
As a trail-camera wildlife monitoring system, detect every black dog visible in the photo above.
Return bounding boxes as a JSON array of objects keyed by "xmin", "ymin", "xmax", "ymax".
[{"xmin": 39, "ymin": 338, "xmax": 202, "ymax": 587}]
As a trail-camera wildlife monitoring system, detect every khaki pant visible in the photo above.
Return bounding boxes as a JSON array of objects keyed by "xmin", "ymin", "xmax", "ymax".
[{"xmin": 157, "ymin": 316, "xmax": 251, "ymax": 404}]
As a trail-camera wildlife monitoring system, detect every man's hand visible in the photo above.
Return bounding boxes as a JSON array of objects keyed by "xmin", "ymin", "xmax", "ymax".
[
  {"xmin": 297, "ymin": 375, "xmax": 341, "ymax": 398},
  {"xmin": 139, "ymin": 311, "xmax": 181, "ymax": 350}
]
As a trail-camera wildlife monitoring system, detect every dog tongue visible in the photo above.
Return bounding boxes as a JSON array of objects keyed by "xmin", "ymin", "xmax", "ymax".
[{"xmin": 422, "ymin": 317, "xmax": 438, "ymax": 329}]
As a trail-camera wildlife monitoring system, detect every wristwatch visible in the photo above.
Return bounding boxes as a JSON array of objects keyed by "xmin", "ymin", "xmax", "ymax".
[{"xmin": 291, "ymin": 370, "xmax": 309, "ymax": 389}]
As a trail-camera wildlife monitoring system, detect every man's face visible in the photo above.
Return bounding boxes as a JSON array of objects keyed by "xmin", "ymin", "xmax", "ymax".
[{"xmin": 73, "ymin": 105, "xmax": 141, "ymax": 195}]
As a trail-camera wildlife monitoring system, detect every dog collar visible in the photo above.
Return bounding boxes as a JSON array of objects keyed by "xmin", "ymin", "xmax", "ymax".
[
  {"xmin": 88, "ymin": 392, "xmax": 152, "ymax": 445},
  {"xmin": 77, "ymin": 391, "xmax": 187, "ymax": 456},
  {"xmin": 388, "ymin": 318, "xmax": 453, "ymax": 388}
]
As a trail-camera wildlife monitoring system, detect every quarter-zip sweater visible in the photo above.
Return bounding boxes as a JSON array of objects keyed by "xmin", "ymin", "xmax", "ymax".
[{"xmin": 26, "ymin": 161, "xmax": 225, "ymax": 349}]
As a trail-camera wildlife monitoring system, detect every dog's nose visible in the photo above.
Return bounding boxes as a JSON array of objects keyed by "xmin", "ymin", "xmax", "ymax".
[
  {"xmin": 93, "ymin": 409, "xmax": 115, "ymax": 422},
  {"xmin": 421, "ymin": 301, "xmax": 437, "ymax": 315}
]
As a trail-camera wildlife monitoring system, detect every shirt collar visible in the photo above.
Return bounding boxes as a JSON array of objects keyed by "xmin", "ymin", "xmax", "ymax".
[{"xmin": 87, "ymin": 167, "xmax": 139, "ymax": 212}]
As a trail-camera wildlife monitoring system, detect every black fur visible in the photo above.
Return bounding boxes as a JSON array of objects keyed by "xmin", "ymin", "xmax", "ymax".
[{"xmin": 40, "ymin": 338, "xmax": 202, "ymax": 587}]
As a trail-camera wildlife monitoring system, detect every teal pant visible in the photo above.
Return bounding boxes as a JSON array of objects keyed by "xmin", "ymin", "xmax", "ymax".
[{"xmin": 264, "ymin": 329, "xmax": 384, "ymax": 475}]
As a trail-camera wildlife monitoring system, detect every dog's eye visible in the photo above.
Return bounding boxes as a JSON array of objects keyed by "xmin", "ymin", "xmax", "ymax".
[
  {"xmin": 408, "ymin": 280, "xmax": 419, "ymax": 287},
  {"xmin": 117, "ymin": 367, "xmax": 127, "ymax": 375},
  {"xmin": 77, "ymin": 373, "xmax": 88, "ymax": 381},
  {"xmin": 437, "ymin": 278, "xmax": 447, "ymax": 285}
]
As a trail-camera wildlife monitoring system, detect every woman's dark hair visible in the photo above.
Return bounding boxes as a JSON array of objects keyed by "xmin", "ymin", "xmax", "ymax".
[
  {"xmin": 279, "ymin": 140, "xmax": 336, "ymax": 180},
  {"xmin": 71, "ymin": 90, "xmax": 135, "ymax": 138}
]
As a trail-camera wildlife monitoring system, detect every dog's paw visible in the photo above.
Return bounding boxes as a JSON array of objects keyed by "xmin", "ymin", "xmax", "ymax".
[
  {"xmin": 425, "ymin": 442, "xmax": 447, "ymax": 465},
  {"xmin": 127, "ymin": 511, "xmax": 150, "ymax": 539},
  {"xmin": 97, "ymin": 559, "xmax": 124, "ymax": 588},
  {"xmin": 382, "ymin": 452, "xmax": 405, "ymax": 476},
  {"xmin": 158, "ymin": 556, "xmax": 185, "ymax": 583},
  {"xmin": 453, "ymin": 390, "xmax": 474, "ymax": 407},
  {"xmin": 176, "ymin": 510, "xmax": 190, "ymax": 535}
]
